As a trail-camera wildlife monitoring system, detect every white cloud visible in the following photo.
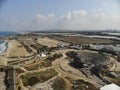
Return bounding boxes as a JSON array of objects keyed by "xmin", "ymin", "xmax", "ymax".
[
  {"xmin": 0, "ymin": 9, "xmax": 120, "ymax": 31},
  {"xmin": 111, "ymin": 14, "xmax": 120, "ymax": 21},
  {"xmin": 34, "ymin": 14, "xmax": 47, "ymax": 23},
  {"xmin": 61, "ymin": 11, "xmax": 72, "ymax": 20},
  {"xmin": 36, "ymin": 14, "xmax": 45, "ymax": 19},
  {"xmin": 92, "ymin": 8, "xmax": 105, "ymax": 18},
  {"xmin": 73, "ymin": 10, "xmax": 87, "ymax": 16},
  {"xmin": 48, "ymin": 13, "xmax": 55, "ymax": 18},
  {"xmin": 92, "ymin": 8, "xmax": 102, "ymax": 13}
]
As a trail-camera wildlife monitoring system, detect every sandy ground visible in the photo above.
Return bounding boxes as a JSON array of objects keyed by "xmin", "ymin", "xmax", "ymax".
[
  {"xmin": 52, "ymin": 49, "xmax": 105, "ymax": 88},
  {"xmin": 0, "ymin": 72, "xmax": 6, "ymax": 90},
  {"xmin": 6, "ymin": 40, "xmax": 30, "ymax": 58},
  {"xmin": 114, "ymin": 62, "xmax": 120, "ymax": 72},
  {"xmin": 0, "ymin": 59, "xmax": 7, "ymax": 66},
  {"xmin": 15, "ymin": 49, "xmax": 106, "ymax": 89},
  {"xmin": 30, "ymin": 76, "xmax": 58, "ymax": 90},
  {"xmin": 60, "ymin": 58, "xmax": 86, "ymax": 78},
  {"xmin": 37, "ymin": 37, "xmax": 67, "ymax": 47}
]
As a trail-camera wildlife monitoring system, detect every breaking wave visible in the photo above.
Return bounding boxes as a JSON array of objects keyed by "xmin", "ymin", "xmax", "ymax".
[{"xmin": 0, "ymin": 40, "xmax": 7, "ymax": 53}]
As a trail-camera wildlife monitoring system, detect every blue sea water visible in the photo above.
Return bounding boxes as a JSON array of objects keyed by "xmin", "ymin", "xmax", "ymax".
[
  {"xmin": 0, "ymin": 31, "xmax": 19, "ymax": 53},
  {"xmin": 0, "ymin": 31, "xmax": 18, "ymax": 37}
]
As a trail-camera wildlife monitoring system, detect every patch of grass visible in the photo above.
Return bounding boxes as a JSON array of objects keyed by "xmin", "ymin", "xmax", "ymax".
[
  {"xmin": 46, "ymin": 53, "xmax": 63, "ymax": 62},
  {"xmin": 28, "ymin": 77, "xmax": 39, "ymax": 86},
  {"xmin": 52, "ymin": 77, "xmax": 66, "ymax": 90},
  {"xmin": 8, "ymin": 60, "xmax": 19, "ymax": 64},
  {"xmin": 72, "ymin": 79, "xmax": 99, "ymax": 90},
  {"xmin": 24, "ymin": 61, "xmax": 52, "ymax": 71},
  {"xmin": 20, "ymin": 69, "xmax": 58, "ymax": 86},
  {"xmin": 15, "ymin": 68, "xmax": 25, "ymax": 75}
]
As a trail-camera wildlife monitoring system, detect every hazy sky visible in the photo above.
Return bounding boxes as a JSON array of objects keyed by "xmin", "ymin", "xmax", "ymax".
[{"xmin": 0, "ymin": 0, "xmax": 120, "ymax": 31}]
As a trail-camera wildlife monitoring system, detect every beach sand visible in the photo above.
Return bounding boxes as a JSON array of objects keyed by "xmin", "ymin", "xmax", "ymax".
[{"xmin": 6, "ymin": 40, "xmax": 30, "ymax": 58}]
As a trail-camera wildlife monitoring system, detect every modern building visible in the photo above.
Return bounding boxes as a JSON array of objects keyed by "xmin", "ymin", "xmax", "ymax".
[{"xmin": 100, "ymin": 83, "xmax": 120, "ymax": 90}]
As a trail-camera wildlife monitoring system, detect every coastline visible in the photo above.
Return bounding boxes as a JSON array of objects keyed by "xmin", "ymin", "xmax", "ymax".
[
  {"xmin": 0, "ymin": 40, "xmax": 8, "ymax": 54},
  {"xmin": 0, "ymin": 31, "xmax": 19, "ymax": 54}
]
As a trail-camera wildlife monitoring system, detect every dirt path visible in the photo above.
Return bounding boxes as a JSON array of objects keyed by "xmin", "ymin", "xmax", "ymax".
[
  {"xmin": 16, "ymin": 49, "xmax": 107, "ymax": 89},
  {"xmin": 18, "ymin": 67, "xmax": 53, "ymax": 76},
  {"xmin": 60, "ymin": 75, "xmax": 71, "ymax": 90},
  {"xmin": 52, "ymin": 49, "xmax": 105, "ymax": 88}
]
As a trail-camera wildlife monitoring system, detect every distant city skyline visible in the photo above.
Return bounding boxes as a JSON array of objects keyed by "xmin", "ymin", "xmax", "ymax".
[{"xmin": 0, "ymin": 0, "xmax": 120, "ymax": 31}]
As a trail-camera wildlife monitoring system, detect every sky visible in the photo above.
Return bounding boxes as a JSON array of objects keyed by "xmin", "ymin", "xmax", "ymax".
[{"xmin": 0, "ymin": 0, "xmax": 120, "ymax": 31}]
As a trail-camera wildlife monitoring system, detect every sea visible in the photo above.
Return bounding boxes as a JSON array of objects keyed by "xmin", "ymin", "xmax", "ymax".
[{"xmin": 0, "ymin": 31, "xmax": 19, "ymax": 53}]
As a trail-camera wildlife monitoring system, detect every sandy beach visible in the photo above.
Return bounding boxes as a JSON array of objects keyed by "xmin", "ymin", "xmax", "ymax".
[{"xmin": 6, "ymin": 40, "xmax": 30, "ymax": 58}]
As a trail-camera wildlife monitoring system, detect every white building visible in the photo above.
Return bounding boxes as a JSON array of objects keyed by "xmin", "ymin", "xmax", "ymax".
[
  {"xmin": 41, "ymin": 53, "xmax": 46, "ymax": 57},
  {"xmin": 100, "ymin": 83, "xmax": 120, "ymax": 90},
  {"xmin": 90, "ymin": 44, "xmax": 120, "ymax": 53}
]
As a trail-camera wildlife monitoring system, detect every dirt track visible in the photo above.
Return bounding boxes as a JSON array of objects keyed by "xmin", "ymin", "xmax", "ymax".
[
  {"xmin": 52, "ymin": 49, "xmax": 105, "ymax": 88},
  {"xmin": 37, "ymin": 37, "xmax": 68, "ymax": 47}
]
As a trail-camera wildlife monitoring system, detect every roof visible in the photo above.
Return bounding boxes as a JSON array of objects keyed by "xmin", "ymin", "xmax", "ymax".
[{"xmin": 100, "ymin": 84, "xmax": 120, "ymax": 90}]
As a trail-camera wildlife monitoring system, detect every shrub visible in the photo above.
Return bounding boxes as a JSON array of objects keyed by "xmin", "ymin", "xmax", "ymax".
[
  {"xmin": 28, "ymin": 77, "xmax": 39, "ymax": 86},
  {"xmin": 52, "ymin": 77, "xmax": 66, "ymax": 90}
]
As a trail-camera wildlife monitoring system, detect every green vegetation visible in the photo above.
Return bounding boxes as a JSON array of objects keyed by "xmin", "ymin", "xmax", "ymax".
[
  {"xmin": 46, "ymin": 53, "xmax": 63, "ymax": 62},
  {"xmin": 8, "ymin": 60, "xmax": 19, "ymax": 64},
  {"xmin": 52, "ymin": 77, "xmax": 66, "ymax": 90},
  {"xmin": 18, "ymin": 86, "xmax": 21, "ymax": 90},
  {"xmin": 24, "ymin": 53, "xmax": 62, "ymax": 71},
  {"xmin": 28, "ymin": 77, "xmax": 39, "ymax": 86},
  {"xmin": 31, "ymin": 43, "xmax": 57, "ymax": 54},
  {"xmin": 20, "ymin": 69, "xmax": 58, "ymax": 86},
  {"xmin": 72, "ymin": 79, "xmax": 99, "ymax": 90},
  {"xmin": 21, "ymin": 42, "xmax": 33, "ymax": 53},
  {"xmin": 66, "ymin": 51, "xmax": 78, "ymax": 59},
  {"xmin": 24, "ymin": 61, "xmax": 52, "ymax": 71},
  {"xmin": 15, "ymin": 68, "xmax": 25, "ymax": 75},
  {"xmin": 116, "ymin": 76, "xmax": 120, "ymax": 86}
]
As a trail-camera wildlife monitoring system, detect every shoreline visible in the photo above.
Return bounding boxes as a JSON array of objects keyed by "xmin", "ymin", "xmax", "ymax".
[{"xmin": 0, "ymin": 40, "xmax": 8, "ymax": 54}]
